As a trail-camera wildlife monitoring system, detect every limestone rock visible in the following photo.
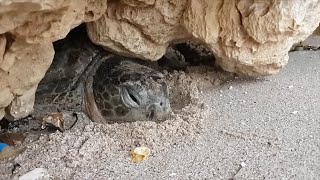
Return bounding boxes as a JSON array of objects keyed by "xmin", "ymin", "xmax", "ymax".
[
  {"xmin": 87, "ymin": 0, "xmax": 320, "ymax": 75},
  {"xmin": 5, "ymin": 85, "xmax": 38, "ymax": 120},
  {"xmin": 0, "ymin": 40, "xmax": 54, "ymax": 120},
  {"xmin": 86, "ymin": 0, "xmax": 189, "ymax": 60},
  {"xmin": 181, "ymin": 0, "xmax": 222, "ymax": 45},
  {"xmin": 1, "ymin": 0, "xmax": 320, "ymax": 120},
  {"xmin": 0, "ymin": 0, "xmax": 108, "ymax": 120},
  {"xmin": 0, "ymin": 0, "xmax": 107, "ymax": 43}
]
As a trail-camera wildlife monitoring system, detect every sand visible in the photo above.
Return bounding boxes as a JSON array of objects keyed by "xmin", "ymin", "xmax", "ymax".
[{"xmin": 1, "ymin": 50, "xmax": 320, "ymax": 180}]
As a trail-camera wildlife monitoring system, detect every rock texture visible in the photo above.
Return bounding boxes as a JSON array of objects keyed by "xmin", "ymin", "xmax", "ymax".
[
  {"xmin": 0, "ymin": 0, "xmax": 108, "ymax": 120},
  {"xmin": 87, "ymin": 0, "xmax": 320, "ymax": 76},
  {"xmin": 1, "ymin": 0, "xmax": 320, "ymax": 120}
]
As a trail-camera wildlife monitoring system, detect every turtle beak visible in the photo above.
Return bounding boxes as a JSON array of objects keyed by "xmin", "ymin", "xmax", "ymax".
[{"xmin": 147, "ymin": 99, "xmax": 171, "ymax": 120}]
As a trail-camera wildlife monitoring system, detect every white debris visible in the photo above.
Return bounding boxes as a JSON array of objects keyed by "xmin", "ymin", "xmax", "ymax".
[
  {"xmin": 291, "ymin": 111, "xmax": 298, "ymax": 115},
  {"xmin": 244, "ymin": 92, "xmax": 247, "ymax": 94},
  {"xmin": 19, "ymin": 168, "xmax": 48, "ymax": 180},
  {"xmin": 240, "ymin": 162, "xmax": 247, "ymax": 167},
  {"xmin": 229, "ymin": 86, "xmax": 233, "ymax": 90},
  {"xmin": 288, "ymin": 85, "xmax": 293, "ymax": 89},
  {"xmin": 169, "ymin": 173, "xmax": 177, "ymax": 177}
]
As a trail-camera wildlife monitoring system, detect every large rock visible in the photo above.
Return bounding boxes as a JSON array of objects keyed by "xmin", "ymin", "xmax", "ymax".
[
  {"xmin": 0, "ymin": 0, "xmax": 108, "ymax": 120},
  {"xmin": 1, "ymin": 0, "xmax": 320, "ymax": 120},
  {"xmin": 87, "ymin": 0, "xmax": 320, "ymax": 76},
  {"xmin": 86, "ymin": 0, "xmax": 189, "ymax": 60}
]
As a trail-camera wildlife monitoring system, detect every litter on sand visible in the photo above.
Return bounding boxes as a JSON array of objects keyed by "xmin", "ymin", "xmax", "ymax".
[
  {"xmin": 42, "ymin": 112, "xmax": 64, "ymax": 130},
  {"xmin": 18, "ymin": 168, "xmax": 49, "ymax": 180},
  {"xmin": 130, "ymin": 146, "xmax": 151, "ymax": 163}
]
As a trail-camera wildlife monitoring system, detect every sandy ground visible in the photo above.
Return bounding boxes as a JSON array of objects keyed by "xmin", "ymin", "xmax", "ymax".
[{"xmin": 1, "ymin": 50, "xmax": 320, "ymax": 180}]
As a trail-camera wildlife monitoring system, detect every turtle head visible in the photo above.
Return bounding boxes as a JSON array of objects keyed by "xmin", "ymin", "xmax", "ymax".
[
  {"xmin": 85, "ymin": 57, "xmax": 171, "ymax": 124},
  {"xmin": 120, "ymin": 79, "xmax": 171, "ymax": 121}
]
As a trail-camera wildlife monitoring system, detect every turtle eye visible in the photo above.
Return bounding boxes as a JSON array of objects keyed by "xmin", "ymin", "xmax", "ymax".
[
  {"xmin": 128, "ymin": 92, "xmax": 140, "ymax": 105},
  {"xmin": 120, "ymin": 86, "xmax": 141, "ymax": 108}
]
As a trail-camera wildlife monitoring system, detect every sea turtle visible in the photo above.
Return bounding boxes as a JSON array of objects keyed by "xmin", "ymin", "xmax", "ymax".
[
  {"xmin": 34, "ymin": 25, "xmax": 215, "ymax": 125},
  {"xmin": 35, "ymin": 26, "xmax": 171, "ymax": 124}
]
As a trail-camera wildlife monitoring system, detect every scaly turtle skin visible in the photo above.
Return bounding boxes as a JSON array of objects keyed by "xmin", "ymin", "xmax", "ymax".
[
  {"xmin": 35, "ymin": 27, "xmax": 171, "ymax": 124},
  {"xmin": 84, "ymin": 55, "xmax": 170, "ymax": 123}
]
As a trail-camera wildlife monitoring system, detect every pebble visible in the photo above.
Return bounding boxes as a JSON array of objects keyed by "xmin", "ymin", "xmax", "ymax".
[
  {"xmin": 240, "ymin": 162, "xmax": 247, "ymax": 167},
  {"xmin": 18, "ymin": 168, "xmax": 49, "ymax": 180}
]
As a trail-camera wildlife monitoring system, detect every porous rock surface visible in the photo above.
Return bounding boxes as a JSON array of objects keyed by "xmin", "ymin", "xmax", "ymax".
[
  {"xmin": 0, "ymin": 0, "xmax": 107, "ymax": 120},
  {"xmin": 1, "ymin": 0, "xmax": 320, "ymax": 120}
]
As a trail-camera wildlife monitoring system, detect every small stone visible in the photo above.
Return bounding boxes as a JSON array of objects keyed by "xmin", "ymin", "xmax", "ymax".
[
  {"xmin": 291, "ymin": 111, "xmax": 298, "ymax": 114},
  {"xmin": 244, "ymin": 92, "xmax": 247, "ymax": 94},
  {"xmin": 240, "ymin": 162, "xmax": 247, "ymax": 167},
  {"xmin": 229, "ymin": 86, "xmax": 233, "ymax": 90},
  {"xmin": 288, "ymin": 85, "xmax": 293, "ymax": 89},
  {"xmin": 213, "ymin": 79, "xmax": 222, "ymax": 86},
  {"xmin": 19, "ymin": 168, "xmax": 49, "ymax": 180}
]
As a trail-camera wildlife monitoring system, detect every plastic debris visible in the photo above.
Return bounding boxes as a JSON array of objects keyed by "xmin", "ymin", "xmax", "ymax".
[
  {"xmin": 19, "ymin": 168, "xmax": 49, "ymax": 180},
  {"xmin": 43, "ymin": 112, "xmax": 64, "ymax": 130},
  {"xmin": 0, "ymin": 143, "xmax": 8, "ymax": 152},
  {"xmin": 130, "ymin": 146, "xmax": 151, "ymax": 163},
  {"xmin": 0, "ymin": 132, "xmax": 26, "ymax": 146},
  {"xmin": 0, "ymin": 145, "xmax": 25, "ymax": 160},
  {"xmin": 0, "ymin": 133, "xmax": 26, "ymax": 160}
]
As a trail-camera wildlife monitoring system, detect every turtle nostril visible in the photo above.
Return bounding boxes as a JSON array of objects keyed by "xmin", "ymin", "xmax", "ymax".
[{"xmin": 150, "ymin": 109, "xmax": 155, "ymax": 119}]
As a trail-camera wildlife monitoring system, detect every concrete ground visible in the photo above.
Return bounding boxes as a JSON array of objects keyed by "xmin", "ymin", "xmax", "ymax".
[{"xmin": 1, "ymin": 50, "xmax": 320, "ymax": 180}]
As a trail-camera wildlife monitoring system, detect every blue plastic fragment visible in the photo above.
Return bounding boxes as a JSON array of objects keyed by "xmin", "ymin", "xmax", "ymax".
[{"xmin": 0, "ymin": 143, "xmax": 8, "ymax": 152}]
